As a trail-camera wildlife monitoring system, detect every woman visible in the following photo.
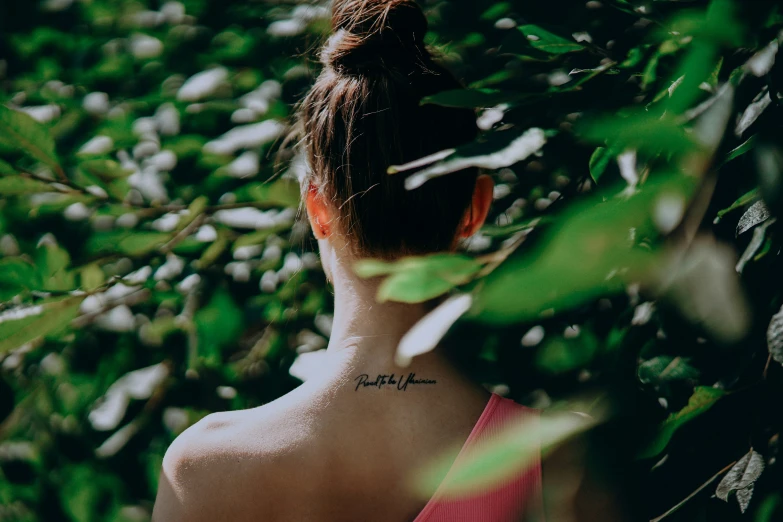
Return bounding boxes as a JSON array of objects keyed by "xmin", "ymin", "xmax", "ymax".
[{"xmin": 152, "ymin": 1, "xmax": 545, "ymax": 520}]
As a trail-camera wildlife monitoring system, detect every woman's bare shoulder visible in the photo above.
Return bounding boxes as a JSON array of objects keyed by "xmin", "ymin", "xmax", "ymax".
[{"xmin": 152, "ymin": 402, "xmax": 314, "ymax": 522}]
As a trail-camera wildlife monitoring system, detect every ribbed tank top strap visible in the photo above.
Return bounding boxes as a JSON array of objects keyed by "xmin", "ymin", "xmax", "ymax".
[{"xmin": 412, "ymin": 393, "xmax": 543, "ymax": 522}]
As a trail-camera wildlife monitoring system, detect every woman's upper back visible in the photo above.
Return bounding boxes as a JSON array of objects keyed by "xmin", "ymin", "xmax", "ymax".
[{"xmin": 152, "ymin": 358, "xmax": 542, "ymax": 522}]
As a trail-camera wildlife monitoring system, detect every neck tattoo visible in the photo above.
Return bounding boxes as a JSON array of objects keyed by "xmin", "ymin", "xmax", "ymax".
[{"xmin": 353, "ymin": 373, "xmax": 437, "ymax": 392}]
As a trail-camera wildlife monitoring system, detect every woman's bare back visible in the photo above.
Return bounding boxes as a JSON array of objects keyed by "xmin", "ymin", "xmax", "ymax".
[{"xmin": 153, "ymin": 348, "xmax": 491, "ymax": 522}]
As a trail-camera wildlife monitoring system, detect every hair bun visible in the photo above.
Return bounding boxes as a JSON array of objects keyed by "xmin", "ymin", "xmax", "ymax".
[{"xmin": 322, "ymin": 0, "xmax": 429, "ymax": 73}]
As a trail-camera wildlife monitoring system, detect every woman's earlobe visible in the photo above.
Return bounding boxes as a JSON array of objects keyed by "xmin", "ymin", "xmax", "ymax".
[{"xmin": 306, "ymin": 185, "xmax": 332, "ymax": 239}]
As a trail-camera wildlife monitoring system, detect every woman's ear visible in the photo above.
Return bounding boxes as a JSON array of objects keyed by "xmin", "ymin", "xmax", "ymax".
[
  {"xmin": 460, "ymin": 174, "xmax": 494, "ymax": 238},
  {"xmin": 305, "ymin": 184, "xmax": 332, "ymax": 239}
]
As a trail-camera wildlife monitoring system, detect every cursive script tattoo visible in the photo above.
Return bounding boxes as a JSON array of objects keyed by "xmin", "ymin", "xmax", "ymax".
[{"xmin": 354, "ymin": 373, "xmax": 437, "ymax": 392}]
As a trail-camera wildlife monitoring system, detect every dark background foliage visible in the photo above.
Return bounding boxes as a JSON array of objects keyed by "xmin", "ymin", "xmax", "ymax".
[{"xmin": 0, "ymin": 0, "xmax": 782, "ymax": 521}]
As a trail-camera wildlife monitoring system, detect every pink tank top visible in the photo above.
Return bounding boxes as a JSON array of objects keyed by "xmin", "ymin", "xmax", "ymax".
[{"xmin": 412, "ymin": 393, "xmax": 543, "ymax": 522}]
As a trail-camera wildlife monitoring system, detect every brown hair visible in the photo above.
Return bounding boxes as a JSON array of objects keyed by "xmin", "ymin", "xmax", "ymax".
[{"xmin": 298, "ymin": 0, "xmax": 479, "ymax": 256}]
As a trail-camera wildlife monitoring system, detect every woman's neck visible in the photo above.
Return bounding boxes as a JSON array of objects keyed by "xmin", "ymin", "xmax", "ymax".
[{"xmin": 326, "ymin": 260, "xmax": 429, "ymax": 367}]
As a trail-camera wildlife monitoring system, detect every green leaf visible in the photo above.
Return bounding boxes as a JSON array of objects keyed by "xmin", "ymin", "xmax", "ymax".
[
  {"xmin": 87, "ymin": 231, "xmax": 170, "ymax": 256},
  {"xmin": 79, "ymin": 264, "xmax": 105, "ymax": 292},
  {"xmin": 715, "ymin": 188, "xmax": 758, "ymax": 220},
  {"xmin": 535, "ymin": 332, "xmax": 598, "ymax": 374},
  {"xmin": 36, "ymin": 242, "xmax": 75, "ymax": 291},
  {"xmin": 195, "ymin": 232, "xmax": 230, "ymax": 269},
  {"xmin": 721, "ymin": 135, "xmax": 757, "ymax": 166},
  {"xmin": 0, "ymin": 105, "xmax": 62, "ymax": 174},
  {"xmin": 421, "ymin": 89, "xmax": 524, "ymax": 109},
  {"xmin": 0, "ymin": 258, "xmax": 41, "ymax": 300},
  {"xmin": 638, "ymin": 386, "xmax": 725, "ymax": 459},
  {"xmin": 79, "ymin": 159, "xmax": 134, "ymax": 180},
  {"xmin": 755, "ymin": 494, "xmax": 781, "ymax": 522},
  {"xmin": 377, "ymin": 270, "xmax": 459, "ymax": 304},
  {"xmin": 480, "ymin": 2, "xmax": 511, "ymax": 21},
  {"xmin": 0, "ymin": 158, "xmax": 17, "ymax": 175},
  {"xmin": 353, "ymin": 259, "xmax": 397, "ymax": 278},
  {"xmin": 0, "ymin": 176, "xmax": 56, "ymax": 195},
  {"xmin": 588, "ymin": 146, "xmax": 614, "ymax": 183},
  {"xmin": 518, "ymin": 25, "xmax": 584, "ymax": 54},
  {"xmin": 0, "ymin": 296, "xmax": 83, "ymax": 354},
  {"xmin": 580, "ymin": 112, "xmax": 698, "ymax": 155}
]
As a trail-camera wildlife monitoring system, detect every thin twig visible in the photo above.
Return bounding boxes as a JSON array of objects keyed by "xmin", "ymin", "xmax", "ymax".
[
  {"xmin": 159, "ymin": 213, "xmax": 205, "ymax": 254},
  {"xmin": 650, "ymin": 460, "xmax": 737, "ymax": 522}
]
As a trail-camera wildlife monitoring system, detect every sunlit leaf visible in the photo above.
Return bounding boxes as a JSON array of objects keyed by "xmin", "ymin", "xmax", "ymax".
[
  {"xmin": 243, "ymin": 179, "xmax": 301, "ymax": 207},
  {"xmin": 736, "ymin": 200, "xmax": 771, "ymax": 236},
  {"xmin": 0, "ymin": 176, "xmax": 57, "ymax": 195},
  {"xmin": 0, "ymin": 296, "xmax": 83, "ymax": 354},
  {"xmin": 415, "ymin": 407, "xmax": 601, "ymax": 498},
  {"xmin": 392, "ymin": 128, "xmax": 547, "ymax": 190},
  {"xmin": 0, "ymin": 105, "xmax": 62, "ymax": 174},
  {"xmin": 396, "ymin": 294, "xmax": 473, "ymax": 366}
]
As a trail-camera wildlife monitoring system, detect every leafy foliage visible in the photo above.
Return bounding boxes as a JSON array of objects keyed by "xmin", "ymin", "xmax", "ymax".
[{"xmin": 1, "ymin": 0, "xmax": 783, "ymax": 521}]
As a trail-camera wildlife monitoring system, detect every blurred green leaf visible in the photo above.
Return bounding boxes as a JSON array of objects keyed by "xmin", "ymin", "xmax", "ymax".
[
  {"xmin": 0, "ymin": 158, "xmax": 17, "ymax": 175},
  {"xmin": 580, "ymin": 112, "xmax": 697, "ymax": 155},
  {"xmin": 0, "ymin": 258, "xmax": 41, "ymax": 300},
  {"xmin": 244, "ymin": 179, "xmax": 301, "ymax": 207},
  {"xmin": 195, "ymin": 288, "xmax": 244, "ymax": 365},
  {"xmin": 79, "ymin": 264, "xmax": 105, "ymax": 292},
  {"xmin": 535, "ymin": 332, "xmax": 598, "ymax": 374},
  {"xmin": 415, "ymin": 407, "xmax": 601, "ymax": 498},
  {"xmin": 472, "ymin": 176, "xmax": 694, "ymax": 324},
  {"xmin": 356, "ymin": 254, "xmax": 482, "ymax": 304}
]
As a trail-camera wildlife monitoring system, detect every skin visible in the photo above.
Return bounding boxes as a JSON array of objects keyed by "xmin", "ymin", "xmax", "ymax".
[{"xmin": 153, "ymin": 175, "xmax": 558, "ymax": 522}]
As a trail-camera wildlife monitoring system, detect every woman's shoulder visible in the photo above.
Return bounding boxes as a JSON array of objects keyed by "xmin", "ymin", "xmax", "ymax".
[{"xmin": 152, "ymin": 399, "xmax": 315, "ymax": 522}]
